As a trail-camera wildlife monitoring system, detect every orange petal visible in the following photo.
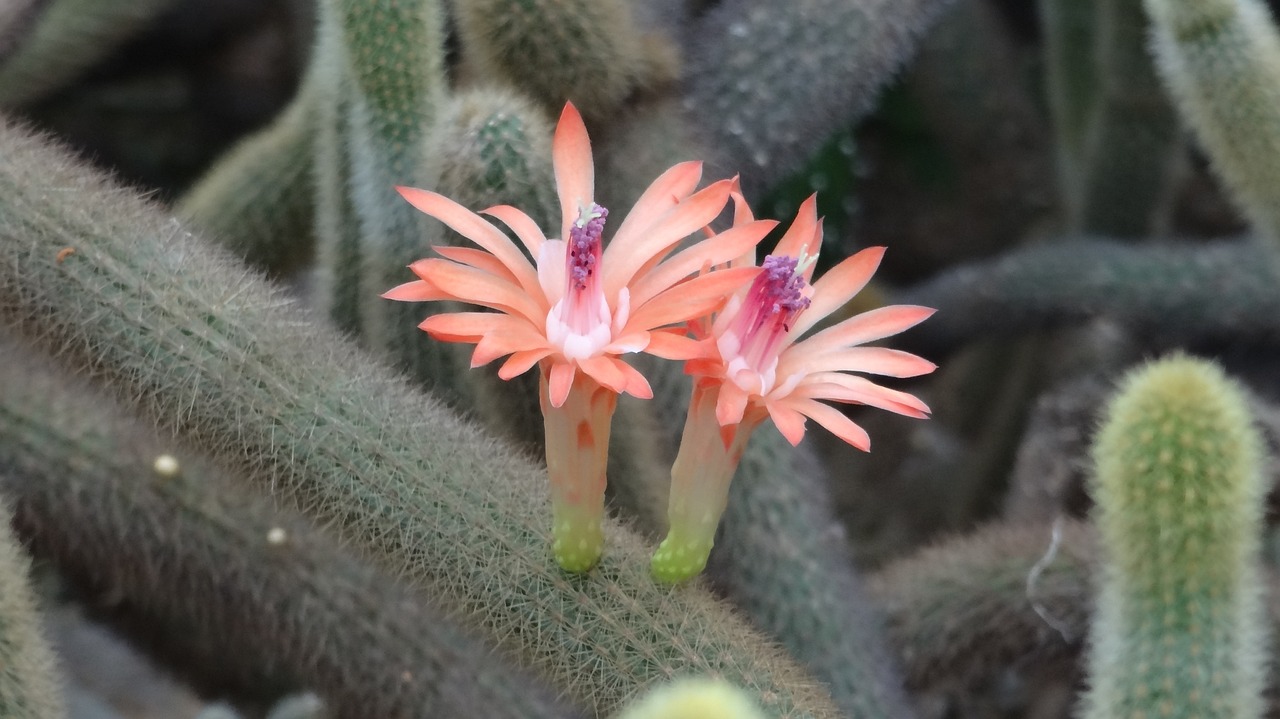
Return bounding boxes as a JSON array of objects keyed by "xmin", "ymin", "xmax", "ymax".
[
  {"xmin": 629, "ymin": 218, "xmax": 777, "ymax": 308},
  {"xmin": 772, "ymin": 195, "xmax": 821, "ymax": 269},
  {"xmin": 553, "ymin": 103, "xmax": 594, "ymax": 239},
  {"xmin": 578, "ymin": 355, "xmax": 627, "ymax": 393},
  {"xmin": 499, "ymin": 348, "xmax": 554, "ymax": 379},
  {"xmin": 609, "ymin": 161, "xmax": 704, "ymax": 250},
  {"xmin": 765, "ymin": 402, "xmax": 808, "ymax": 446},
  {"xmin": 472, "ymin": 325, "xmax": 547, "ymax": 367},
  {"xmin": 626, "ymin": 266, "xmax": 760, "ymax": 332},
  {"xmin": 780, "ymin": 346, "xmax": 936, "ymax": 379},
  {"xmin": 797, "ymin": 305, "xmax": 936, "ymax": 357},
  {"xmin": 715, "ymin": 382, "xmax": 749, "ymax": 426},
  {"xmin": 396, "ymin": 186, "xmax": 541, "ymax": 297},
  {"xmin": 793, "ymin": 399, "xmax": 871, "ymax": 451},
  {"xmin": 548, "ymin": 361, "xmax": 577, "ymax": 408},
  {"xmin": 604, "ymin": 331, "xmax": 650, "ymax": 354},
  {"xmin": 383, "ymin": 279, "xmax": 446, "ymax": 302},
  {"xmin": 616, "ymin": 360, "xmax": 654, "ymax": 399},
  {"xmin": 787, "ymin": 246, "xmax": 886, "ymax": 339},
  {"xmin": 432, "ymin": 245, "xmax": 517, "ymax": 282},
  {"xmin": 418, "ymin": 312, "xmax": 521, "ymax": 342},
  {"xmin": 482, "ymin": 204, "xmax": 546, "ymax": 257},
  {"xmin": 797, "ymin": 373, "xmax": 931, "ymax": 419},
  {"xmin": 414, "ymin": 258, "xmax": 546, "ymax": 325},
  {"xmin": 602, "ymin": 178, "xmax": 735, "ymax": 299},
  {"xmin": 644, "ymin": 331, "xmax": 708, "ymax": 360}
]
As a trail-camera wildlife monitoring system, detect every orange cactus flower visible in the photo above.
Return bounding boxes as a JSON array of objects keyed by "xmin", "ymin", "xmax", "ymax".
[
  {"xmin": 384, "ymin": 102, "xmax": 774, "ymax": 573},
  {"xmin": 651, "ymin": 195, "xmax": 937, "ymax": 583}
]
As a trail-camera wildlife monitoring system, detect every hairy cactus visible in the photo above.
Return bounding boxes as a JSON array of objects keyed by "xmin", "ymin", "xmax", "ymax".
[
  {"xmin": 0, "ymin": 335, "xmax": 583, "ymax": 719},
  {"xmin": 684, "ymin": 0, "xmax": 955, "ymax": 197},
  {"xmin": 0, "ymin": 0, "xmax": 175, "ymax": 108},
  {"xmin": 612, "ymin": 678, "xmax": 765, "ymax": 719},
  {"xmin": 175, "ymin": 85, "xmax": 316, "ymax": 277},
  {"xmin": 451, "ymin": 0, "xmax": 677, "ymax": 120},
  {"xmin": 1074, "ymin": 0, "xmax": 1179, "ymax": 236},
  {"xmin": 0, "ymin": 118, "xmax": 840, "ymax": 719},
  {"xmin": 1143, "ymin": 0, "xmax": 1280, "ymax": 244},
  {"xmin": 896, "ymin": 238, "xmax": 1280, "ymax": 354},
  {"xmin": 1080, "ymin": 356, "xmax": 1268, "ymax": 718},
  {"xmin": 0, "ymin": 496, "xmax": 65, "ymax": 719}
]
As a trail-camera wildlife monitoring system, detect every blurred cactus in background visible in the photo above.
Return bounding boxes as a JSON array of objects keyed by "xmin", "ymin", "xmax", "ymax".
[{"xmin": 6, "ymin": 0, "xmax": 1280, "ymax": 717}]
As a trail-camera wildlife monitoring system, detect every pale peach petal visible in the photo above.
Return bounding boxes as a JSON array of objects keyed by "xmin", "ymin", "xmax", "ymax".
[
  {"xmin": 553, "ymin": 103, "xmax": 594, "ymax": 240},
  {"xmin": 499, "ymin": 348, "xmax": 554, "ymax": 379},
  {"xmin": 604, "ymin": 331, "xmax": 651, "ymax": 354},
  {"xmin": 727, "ymin": 190, "xmax": 758, "ymax": 268},
  {"xmin": 481, "ymin": 204, "xmax": 545, "ymax": 257},
  {"xmin": 625, "ymin": 266, "xmax": 760, "ymax": 332},
  {"xmin": 417, "ymin": 312, "xmax": 522, "ymax": 342},
  {"xmin": 792, "ymin": 399, "xmax": 871, "ymax": 451},
  {"xmin": 537, "ymin": 240, "xmax": 567, "ymax": 305},
  {"xmin": 608, "ymin": 161, "xmax": 703, "ymax": 250},
  {"xmin": 644, "ymin": 332, "xmax": 708, "ymax": 360},
  {"xmin": 383, "ymin": 279, "xmax": 446, "ymax": 302},
  {"xmin": 578, "ymin": 355, "xmax": 627, "ymax": 393},
  {"xmin": 616, "ymin": 360, "xmax": 654, "ymax": 399},
  {"xmin": 715, "ymin": 383, "xmax": 749, "ymax": 426},
  {"xmin": 766, "ymin": 402, "xmax": 808, "ymax": 446},
  {"xmin": 796, "ymin": 373, "xmax": 931, "ymax": 418},
  {"xmin": 786, "ymin": 246, "xmax": 886, "ymax": 339},
  {"xmin": 778, "ymin": 346, "xmax": 936, "ymax": 379},
  {"xmin": 414, "ymin": 259, "xmax": 546, "ymax": 324},
  {"xmin": 549, "ymin": 361, "xmax": 577, "ymax": 408},
  {"xmin": 602, "ymin": 178, "xmax": 735, "ymax": 299},
  {"xmin": 628, "ymin": 219, "xmax": 777, "ymax": 308},
  {"xmin": 796, "ymin": 305, "xmax": 936, "ymax": 357},
  {"xmin": 397, "ymin": 186, "xmax": 542, "ymax": 297},
  {"xmin": 772, "ymin": 194, "xmax": 820, "ymax": 267},
  {"xmin": 432, "ymin": 245, "xmax": 517, "ymax": 283}
]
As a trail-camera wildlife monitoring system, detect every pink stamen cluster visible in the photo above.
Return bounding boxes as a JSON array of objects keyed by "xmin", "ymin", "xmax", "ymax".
[
  {"xmin": 567, "ymin": 204, "xmax": 608, "ymax": 291},
  {"xmin": 731, "ymin": 254, "xmax": 810, "ymax": 371}
]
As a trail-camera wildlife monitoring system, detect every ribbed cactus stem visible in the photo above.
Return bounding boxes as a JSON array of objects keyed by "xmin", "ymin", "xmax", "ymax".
[
  {"xmin": 1081, "ymin": 356, "xmax": 1267, "ymax": 719},
  {"xmin": 651, "ymin": 379, "xmax": 762, "ymax": 584},
  {"xmin": 540, "ymin": 365, "xmax": 614, "ymax": 573},
  {"xmin": 1143, "ymin": 0, "xmax": 1280, "ymax": 245},
  {"xmin": 0, "ymin": 496, "xmax": 65, "ymax": 719},
  {"xmin": 0, "ymin": 117, "xmax": 840, "ymax": 719}
]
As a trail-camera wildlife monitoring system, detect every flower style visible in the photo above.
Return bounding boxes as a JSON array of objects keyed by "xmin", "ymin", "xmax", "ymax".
[
  {"xmin": 384, "ymin": 102, "xmax": 774, "ymax": 573},
  {"xmin": 651, "ymin": 195, "xmax": 937, "ymax": 583}
]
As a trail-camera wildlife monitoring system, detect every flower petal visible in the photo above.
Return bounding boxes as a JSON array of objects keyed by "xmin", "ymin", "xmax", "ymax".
[
  {"xmin": 787, "ymin": 246, "xmax": 886, "ymax": 339},
  {"xmin": 604, "ymin": 331, "xmax": 650, "ymax": 354},
  {"xmin": 549, "ymin": 361, "xmax": 577, "ymax": 408},
  {"xmin": 418, "ymin": 312, "xmax": 525, "ymax": 342},
  {"xmin": 415, "ymin": 258, "xmax": 546, "ymax": 325},
  {"xmin": 628, "ymin": 218, "xmax": 777, "ymax": 309},
  {"xmin": 772, "ymin": 194, "xmax": 821, "ymax": 277},
  {"xmin": 383, "ymin": 279, "xmax": 446, "ymax": 302},
  {"xmin": 792, "ymin": 399, "xmax": 871, "ymax": 451},
  {"xmin": 797, "ymin": 373, "xmax": 931, "ymax": 418},
  {"xmin": 609, "ymin": 161, "xmax": 704, "ymax": 249},
  {"xmin": 617, "ymin": 360, "xmax": 654, "ymax": 399},
  {"xmin": 766, "ymin": 402, "xmax": 808, "ymax": 446},
  {"xmin": 537, "ymin": 240, "xmax": 567, "ymax": 305},
  {"xmin": 578, "ymin": 355, "xmax": 627, "ymax": 393},
  {"xmin": 796, "ymin": 305, "xmax": 936, "ymax": 357},
  {"xmin": 397, "ymin": 186, "xmax": 541, "ymax": 297},
  {"xmin": 554, "ymin": 103, "xmax": 594, "ymax": 240},
  {"xmin": 644, "ymin": 331, "xmax": 708, "ymax": 360},
  {"xmin": 482, "ymin": 204, "xmax": 546, "ymax": 257},
  {"xmin": 602, "ymin": 178, "xmax": 735, "ymax": 299},
  {"xmin": 499, "ymin": 348, "xmax": 554, "ymax": 379},
  {"xmin": 779, "ymin": 346, "xmax": 936, "ymax": 379},
  {"xmin": 625, "ymin": 266, "xmax": 760, "ymax": 332},
  {"xmin": 715, "ymin": 382, "xmax": 750, "ymax": 426},
  {"xmin": 432, "ymin": 245, "xmax": 517, "ymax": 282}
]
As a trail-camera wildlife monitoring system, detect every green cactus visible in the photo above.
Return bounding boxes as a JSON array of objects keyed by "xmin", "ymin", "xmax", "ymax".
[
  {"xmin": 0, "ymin": 0, "xmax": 44, "ymax": 63},
  {"xmin": 0, "ymin": 334, "xmax": 582, "ymax": 719},
  {"xmin": 1040, "ymin": 0, "xmax": 1099, "ymax": 200},
  {"xmin": 683, "ymin": 0, "xmax": 955, "ymax": 197},
  {"xmin": 0, "ymin": 0, "xmax": 175, "ymax": 108},
  {"xmin": 1080, "ymin": 356, "xmax": 1267, "ymax": 719},
  {"xmin": 451, "ymin": 0, "xmax": 677, "ymax": 120},
  {"xmin": 175, "ymin": 84, "xmax": 316, "ymax": 277},
  {"xmin": 0, "ymin": 116, "xmax": 841, "ymax": 719},
  {"xmin": 611, "ymin": 677, "xmax": 766, "ymax": 719},
  {"xmin": 0, "ymin": 495, "xmax": 65, "ymax": 719},
  {"xmin": 1074, "ymin": 0, "xmax": 1179, "ymax": 236},
  {"xmin": 1143, "ymin": 0, "xmax": 1280, "ymax": 245},
  {"xmin": 896, "ymin": 238, "xmax": 1280, "ymax": 355}
]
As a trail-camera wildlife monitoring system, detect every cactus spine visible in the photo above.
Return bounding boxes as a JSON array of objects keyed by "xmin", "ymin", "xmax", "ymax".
[
  {"xmin": 0, "ymin": 495, "xmax": 65, "ymax": 719},
  {"xmin": 1081, "ymin": 356, "xmax": 1268, "ymax": 719},
  {"xmin": 1143, "ymin": 0, "xmax": 1280, "ymax": 245},
  {"xmin": 0, "ymin": 116, "xmax": 841, "ymax": 719}
]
